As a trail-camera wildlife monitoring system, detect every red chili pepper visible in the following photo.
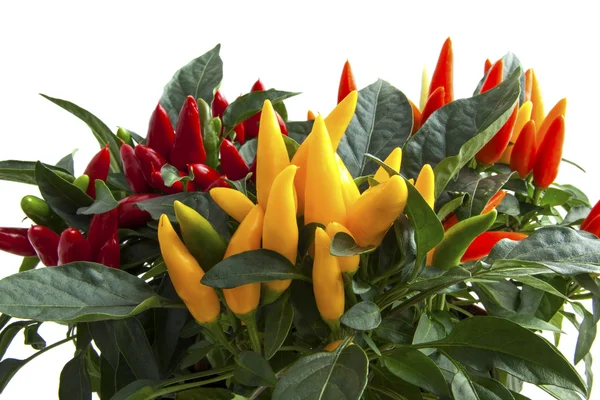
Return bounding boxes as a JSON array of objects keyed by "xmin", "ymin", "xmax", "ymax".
[
  {"xmin": 233, "ymin": 120, "xmax": 246, "ymax": 144},
  {"xmin": 533, "ymin": 115, "xmax": 565, "ymax": 188},
  {"xmin": 170, "ymin": 96, "xmax": 207, "ymax": 171},
  {"xmin": 212, "ymin": 90, "xmax": 229, "ymax": 119},
  {"xmin": 0, "ymin": 227, "xmax": 36, "ymax": 257},
  {"xmin": 27, "ymin": 225, "xmax": 59, "ymax": 266},
  {"xmin": 117, "ymin": 194, "xmax": 161, "ymax": 229},
  {"xmin": 120, "ymin": 142, "xmax": 151, "ymax": 193},
  {"xmin": 428, "ymin": 37, "xmax": 454, "ymax": 104},
  {"xmin": 276, "ymin": 111, "xmax": 288, "ymax": 136},
  {"xmin": 248, "ymin": 156, "xmax": 257, "ymax": 183},
  {"xmin": 147, "ymin": 103, "xmax": 175, "ymax": 160},
  {"xmin": 421, "ymin": 87, "xmax": 446, "ymax": 125},
  {"xmin": 220, "ymin": 140, "xmax": 249, "ymax": 180},
  {"xmin": 510, "ymin": 120, "xmax": 537, "ymax": 178},
  {"xmin": 461, "ymin": 231, "xmax": 528, "ymax": 262},
  {"xmin": 581, "ymin": 200, "xmax": 600, "ymax": 231},
  {"xmin": 96, "ymin": 237, "xmax": 120, "ymax": 269},
  {"xmin": 206, "ymin": 176, "xmax": 230, "ymax": 190},
  {"xmin": 484, "ymin": 59, "xmax": 492, "ymax": 74},
  {"xmin": 83, "ymin": 144, "xmax": 111, "ymax": 199},
  {"xmin": 134, "ymin": 144, "xmax": 168, "ymax": 184},
  {"xmin": 480, "ymin": 59, "xmax": 503, "ymax": 93},
  {"xmin": 475, "ymin": 105, "xmax": 518, "ymax": 165},
  {"xmin": 338, "ymin": 60, "xmax": 357, "ymax": 104},
  {"xmin": 443, "ymin": 191, "xmax": 507, "ymax": 231},
  {"xmin": 149, "ymin": 168, "xmax": 188, "ymax": 194},
  {"xmin": 189, "ymin": 163, "xmax": 227, "ymax": 191},
  {"xmin": 87, "ymin": 209, "xmax": 118, "ymax": 261},
  {"xmin": 409, "ymin": 100, "xmax": 422, "ymax": 135},
  {"xmin": 243, "ymin": 79, "xmax": 287, "ymax": 140},
  {"xmin": 58, "ymin": 228, "xmax": 91, "ymax": 265},
  {"xmin": 251, "ymin": 79, "xmax": 265, "ymax": 92}
]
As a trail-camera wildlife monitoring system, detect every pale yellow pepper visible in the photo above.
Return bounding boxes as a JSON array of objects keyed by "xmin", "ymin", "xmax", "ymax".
[
  {"xmin": 325, "ymin": 222, "xmax": 360, "ymax": 274},
  {"xmin": 210, "ymin": 187, "xmax": 254, "ymax": 223},
  {"xmin": 420, "ymin": 65, "xmax": 430, "ymax": 112},
  {"xmin": 313, "ymin": 227, "xmax": 345, "ymax": 322},
  {"xmin": 336, "ymin": 155, "xmax": 360, "ymax": 209},
  {"xmin": 373, "ymin": 147, "xmax": 402, "ymax": 184}
]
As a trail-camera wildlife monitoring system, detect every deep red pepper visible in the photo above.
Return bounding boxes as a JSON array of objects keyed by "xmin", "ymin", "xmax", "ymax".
[
  {"xmin": 475, "ymin": 105, "xmax": 518, "ymax": 165},
  {"xmin": 147, "ymin": 103, "xmax": 175, "ymax": 160},
  {"xmin": 134, "ymin": 144, "xmax": 168, "ymax": 185},
  {"xmin": 461, "ymin": 231, "xmax": 528, "ymax": 262},
  {"xmin": 58, "ymin": 228, "xmax": 91, "ymax": 265},
  {"xmin": 120, "ymin": 142, "xmax": 151, "ymax": 193},
  {"xmin": 248, "ymin": 156, "xmax": 257, "ymax": 183},
  {"xmin": 243, "ymin": 79, "xmax": 287, "ymax": 140},
  {"xmin": 484, "ymin": 59, "xmax": 492, "ymax": 74},
  {"xmin": 189, "ymin": 163, "xmax": 227, "ymax": 191},
  {"xmin": 582, "ymin": 199, "xmax": 600, "ymax": 231},
  {"xmin": 429, "ymin": 37, "xmax": 454, "ymax": 104},
  {"xmin": 533, "ymin": 115, "xmax": 565, "ymax": 188},
  {"xmin": 480, "ymin": 59, "xmax": 503, "ymax": 93},
  {"xmin": 149, "ymin": 168, "xmax": 190, "ymax": 194},
  {"xmin": 170, "ymin": 96, "xmax": 207, "ymax": 171},
  {"xmin": 117, "ymin": 194, "xmax": 161, "ymax": 229},
  {"xmin": 276, "ymin": 111, "xmax": 288, "ymax": 136},
  {"xmin": 220, "ymin": 139, "xmax": 249, "ymax": 180},
  {"xmin": 233, "ymin": 120, "xmax": 246, "ymax": 144},
  {"xmin": 27, "ymin": 225, "xmax": 60, "ymax": 266},
  {"xmin": 510, "ymin": 120, "xmax": 537, "ymax": 178},
  {"xmin": 251, "ymin": 79, "xmax": 266, "ymax": 92},
  {"xmin": 420, "ymin": 87, "xmax": 446, "ymax": 125},
  {"xmin": 87, "ymin": 209, "xmax": 118, "ymax": 261},
  {"xmin": 212, "ymin": 90, "xmax": 229, "ymax": 119},
  {"xmin": 338, "ymin": 60, "xmax": 357, "ymax": 104},
  {"xmin": 83, "ymin": 144, "xmax": 111, "ymax": 199},
  {"xmin": 96, "ymin": 237, "xmax": 120, "ymax": 269},
  {"xmin": 0, "ymin": 227, "xmax": 36, "ymax": 257}
]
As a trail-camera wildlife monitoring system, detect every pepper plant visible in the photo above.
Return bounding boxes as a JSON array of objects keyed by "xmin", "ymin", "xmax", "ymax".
[{"xmin": 0, "ymin": 40, "xmax": 598, "ymax": 400}]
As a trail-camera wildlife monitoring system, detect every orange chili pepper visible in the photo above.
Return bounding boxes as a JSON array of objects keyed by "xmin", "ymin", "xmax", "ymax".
[
  {"xmin": 429, "ymin": 37, "xmax": 453, "ymax": 104},
  {"xmin": 581, "ymin": 199, "xmax": 600, "ymax": 231},
  {"xmin": 338, "ymin": 60, "xmax": 357, "ymax": 104},
  {"xmin": 524, "ymin": 69, "xmax": 533, "ymax": 103},
  {"xmin": 529, "ymin": 69, "xmax": 545, "ymax": 125},
  {"xmin": 510, "ymin": 120, "xmax": 537, "ymax": 178},
  {"xmin": 533, "ymin": 115, "xmax": 565, "ymax": 188},
  {"xmin": 461, "ymin": 231, "xmax": 528, "ymax": 262},
  {"xmin": 409, "ymin": 99, "xmax": 423, "ymax": 134},
  {"xmin": 421, "ymin": 87, "xmax": 446, "ymax": 125},
  {"xmin": 484, "ymin": 58, "xmax": 492, "ymax": 74},
  {"xmin": 536, "ymin": 98, "xmax": 567, "ymax": 147},
  {"xmin": 475, "ymin": 105, "xmax": 518, "ymax": 165},
  {"xmin": 479, "ymin": 59, "xmax": 503, "ymax": 93}
]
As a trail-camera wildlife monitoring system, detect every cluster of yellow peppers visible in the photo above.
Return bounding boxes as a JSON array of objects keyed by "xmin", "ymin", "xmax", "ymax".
[{"xmin": 157, "ymin": 91, "xmax": 436, "ymax": 340}]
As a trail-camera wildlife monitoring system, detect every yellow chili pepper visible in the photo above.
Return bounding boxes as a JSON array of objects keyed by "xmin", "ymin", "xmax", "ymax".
[
  {"xmin": 313, "ymin": 227, "xmax": 345, "ymax": 323},
  {"xmin": 325, "ymin": 222, "xmax": 360, "ymax": 274},
  {"xmin": 222, "ymin": 205, "xmax": 263, "ymax": 316},
  {"xmin": 209, "ymin": 187, "xmax": 254, "ymax": 223},
  {"xmin": 498, "ymin": 101, "xmax": 532, "ymax": 164},
  {"xmin": 414, "ymin": 164, "xmax": 435, "ymax": 209},
  {"xmin": 373, "ymin": 147, "xmax": 402, "ymax": 184},
  {"xmin": 336, "ymin": 154, "xmax": 360, "ymax": 209},
  {"xmin": 256, "ymin": 100, "xmax": 290, "ymax": 209},
  {"xmin": 157, "ymin": 214, "xmax": 220, "ymax": 324},
  {"xmin": 346, "ymin": 175, "xmax": 408, "ymax": 247},
  {"xmin": 262, "ymin": 165, "xmax": 299, "ymax": 303},
  {"xmin": 420, "ymin": 65, "xmax": 430, "ymax": 112},
  {"xmin": 536, "ymin": 98, "xmax": 567, "ymax": 147},
  {"xmin": 529, "ymin": 69, "xmax": 544, "ymax": 126},
  {"xmin": 305, "ymin": 116, "xmax": 347, "ymax": 226}
]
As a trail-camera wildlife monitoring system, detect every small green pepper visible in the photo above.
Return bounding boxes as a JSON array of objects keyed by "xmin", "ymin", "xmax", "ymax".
[
  {"xmin": 116, "ymin": 127, "xmax": 134, "ymax": 147},
  {"xmin": 20, "ymin": 195, "xmax": 67, "ymax": 233},
  {"xmin": 73, "ymin": 174, "xmax": 90, "ymax": 193},
  {"xmin": 198, "ymin": 98, "xmax": 220, "ymax": 170}
]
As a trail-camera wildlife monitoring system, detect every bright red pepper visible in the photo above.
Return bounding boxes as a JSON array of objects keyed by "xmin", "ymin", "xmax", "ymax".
[
  {"xmin": 117, "ymin": 194, "xmax": 161, "ymax": 229},
  {"xmin": 134, "ymin": 144, "xmax": 168, "ymax": 185},
  {"xmin": 0, "ymin": 227, "xmax": 36, "ymax": 257},
  {"xmin": 251, "ymin": 79, "xmax": 265, "ymax": 92},
  {"xmin": 276, "ymin": 111, "xmax": 288, "ymax": 136},
  {"xmin": 421, "ymin": 87, "xmax": 446, "ymax": 125},
  {"xmin": 58, "ymin": 228, "xmax": 91, "ymax": 265},
  {"xmin": 120, "ymin": 142, "xmax": 151, "ymax": 193},
  {"xmin": 581, "ymin": 199, "xmax": 600, "ymax": 231},
  {"xmin": 220, "ymin": 140, "xmax": 249, "ymax": 181},
  {"xmin": 212, "ymin": 90, "xmax": 229, "ymax": 119},
  {"xmin": 150, "ymin": 168, "xmax": 194, "ymax": 194},
  {"xmin": 338, "ymin": 60, "xmax": 357, "ymax": 104},
  {"xmin": 27, "ymin": 225, "xmax": 59, "ymax": 266},
  {"xmin": 147, "ymin": 103, "xmax": 175, "ymax": 160},
  {"xmin": 96, "ymin": 237, "xmax": 120, "ymax": 269},
  {"xmin": 461, "ymin": 231, "xmax": 528, "ymax": 262},
  {"xmin": 475, "ymin": 105, "xmax": 518, "ymax": 165},
  {"xmin": 83, "ymin": 144, "xmax": 111, "ymax": 199},
  {"xmin": 170, "ymin": 96, "xmax": 207, "ymax": 171},
  {"xmin": 484, "ymin": 58, "xmax": 492, "ymax": 74},
  {"xmin": 443, "ymin": 191, "xmax": 507, "ymax": 231},
  {"xmin": 533, "ymin": 115, "xmax": 565, "ymax": 188},
  {"xmin": 510, "ymin": 120, "xmax": 537, "ymax": 178},
  {"xmin": 87, "ymin": 209, "xmax": 118, "ymax": 261},
  {"xmin": 479, "ymin": 59, "xmax": 503, "ymax": 93},
  {"xmin": 189, "ymin": 163, "xmax": 227, "ymax": 191},
  {"xmin": 428, "ymin": 37, "xmax": 453, "ymax": 104}
]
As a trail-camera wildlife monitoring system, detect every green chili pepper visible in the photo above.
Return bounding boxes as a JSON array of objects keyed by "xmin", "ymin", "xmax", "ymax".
[
  {"xmin": 73, "ymin": 174, "xmax": 90, "ymax": 193},
  {"xmin": 198, "ymin": 98, "xmax": 220, "ymax": 170},
  {"xmin": 431, "ymin": 210, "xmax": 498, "ymax": 269},
  {"xmin": 116, "ymin": 127, "xmax": 134, "ymax": 147},
  {"xmin": 20, "ymin": 195, "xmax": 67, "ymax": 233}
]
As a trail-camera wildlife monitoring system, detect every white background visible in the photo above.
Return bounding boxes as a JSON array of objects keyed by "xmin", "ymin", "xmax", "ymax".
[{"xmin": 1, "ymin": 1, "xmax": 599, "ymax": 398}]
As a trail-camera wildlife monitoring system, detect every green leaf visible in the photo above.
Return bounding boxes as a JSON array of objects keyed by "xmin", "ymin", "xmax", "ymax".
[
  {"xmin": 121, "ymin": 239, "xmax": 161, "ymax": 270},
  {"xmin": 384, "ymin": 348, "xmax": 449, "ymax": 397},
  {"xmin": 340, "ymin": 301, "xmax": 381, "ymax": 330},
  {"xmin": 179, "ymin": 388, "xmax": 240, "ymax": 400},
  {"xmin": 0, "ymin": 160, "xmax": 73, "ymax": 185},
  {"xmin": 160, "ymin": 164, "xmax": 186, "ymax": 187},
  {"xmin": 540, "ymin": 187, "xmax": 573, "ymax": 207},
  {"xmin": 0, "ymin": 359, "xmax": 26, "ymax": 394},
  {"xmin": 474, "ymin": 52, "xmax": 526, "ymax": 104},
  {"xmin": 179, "ymin": 340, "xmax": 216, "ymax": 369},
  {"xmin": 76, "ymin": 180, "xmax": 118, "ymax": 215},
  {"xmin": 0, "ymin": 262, "xmax": 166, "ymax": 323},
  {"xmin": 202, "ymin": 249, "xmax": 308, "ymax": 289},
  {"xmin": 0, "ymin": 321, "xmax": 34, "ymax": 359},
  {"xmin": 282, "ymin": 134, "xmax": 300, "ymax": 160},
  {"xmin": 437, "ymin": 194, "xmax": 466, "ymax": 221},
  {"xmin": 110, "ymin": 379, "xmax": 156, "ymax": 400},
  {"xmin": 222, "ymin": 89, "xmax": 301, "ymax": 132},
  {"xmin": 572, "ymin": 303, "xmax": 597, "ymax": 365},
  {"xmin": 287, "ymin": 120, "xmax": 313, "ymax": 144},
  {"xmin": 337, "ymin": 79, "xmax": 413, "ymax": 177},
  {"xmin": 160, "ymin": 44, "xmax": 223, "ymax": 126},
  {"xmin": 330, "ymin": 232, "xmax": 376, "ymax": 256},
  {"xmin": 264, "ymin": 292, "xmax": 294, "ymax": 360},
  {"xmin": 417, "ymin": 316, "xmax": 587, "ymax": 394},
  {"xmin": 273, "ymin": 344, "xmax": 368, "ymax": 400},
  {"xmin": 408, "ymin": 266, "xmax": 471, "ymax": 292},
  {"xmin": 40, "ymin": 94, "xmax": 121, "ymax": 173},
  {"xmin": 56, "ymin": 150, "xmax": 76, "ymax": 176},
  {"xmin": 371, "ymin": 365, "xmax": 422, "ymax": 400},
  {"xmin": 58, "ymin": 353, "xmax": 91, "ymax": 400},
  {"xmin": 234, "ymin": 351, "xmax": 277, "ymax": 387},
  {"xmin": 24, "ymin": 322, "xmax": 46, "ymax": 350},
  {"xmin": 402, "ymin": 68, "xmax": 521, "ymax": 196},
  {"xmin": 555, "ymin": 183, "xmax": 591, "ymax": 207},
  {"xmin": 412, "ymin": 312, "xmax": 446, "ymax": 356},
  {"xmin": 114, "ymin": 318, "xmax": 160, "ymax": 380}
]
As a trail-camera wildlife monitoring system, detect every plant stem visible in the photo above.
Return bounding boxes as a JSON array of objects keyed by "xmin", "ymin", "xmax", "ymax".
[
  {"xmin": 242, "ymin": 313, "xmax": 262, "ymax": 355},
  {"xmin": 447, "ymin": 303, "xmax": 474, "ymax": 317},
  {"xmin": 205, "ymin": 321, "xmax": 239, "ymax": 355},
  {"xmin": 146, "ymin": 373, "xmax": 234, "ymax": 399},
  {"xmin": 158, "ymin": 365, "xmax": 236, "ymax": 388},
  {"xmin": 326, "ymin": 319, "xmax": 342, "ymax": 341},
  {"xmin": 26, "ymin": 335, "xmax": 74, "ymax": 363},
  {"xmin": 278, "ymin": 346, "xmax": 312, "ymax": 355},
  {"xmin": 533, "ymin": 186, "xmax": 544, "ymax": 206},
  {"xmin": 570, "ymin": 293, "xmax": 594, "ymax": 300},
  {"xmin": 343, "ymin": 273, "xmax": 358, "ymax": 306}
]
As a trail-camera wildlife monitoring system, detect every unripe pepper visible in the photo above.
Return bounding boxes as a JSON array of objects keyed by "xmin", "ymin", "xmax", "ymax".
[
  {"xmin": 419, "ymin": 65, "xmax": 430, "ymax": 112},
  {"xmin": 510, "ymin": 120, "xmax": 537, "ymax": 178},
  {"xmin": 20, "ymin": 195, "xmax": 67, "ymax": 233},
  {"xmin": 116, "ymin": 127, "xmax": 134, "ymax": 147},
  {"xmin": 0, "ymin": 227, "xmax": 36, "ymax": 257},
  {"xmin": 479, "ymin": 59, "xmax": 503, "ymax": 93},
  {"xmin": 475, "ymin": 105, "xmax": 518, "ymax": 165},
  {"xmin": 420, "ymin": 87, "xmax": 445, "ymax": 126},
  {"xmin": 96, "ymin": 237, "xmax": 120, "ymax": 269},
  {"xmin": 336, "ymin": 155, "xmax": 360, "ymax": 209},
  {"xmin": 222, "ymin": 205, "xmax": 263, "ymax": 316},
  {"xmin": 461, "ymin": 231, "xmax": 528, "ymax": 262},
  {"xmin": 189, "ymin": 163, "xmax": 227, "ymax": 191},
  {"xmin": 83, "ymin": 144, "xmax": 111, "ymax": 198},
  {"xmin": 529, "ymin": 69, "xmax": 545, "ymax": 126},
  {"xmin": 27, "ymin": 225, "xmax": 60, "ymax": 266},
  {"xmin": 313, "ymin": 228, "xmax": 345, "ymax": 323},
  {"xmin": 209, "ymin": 187, "xmax": 255, "ymax": 223},
  {"xmin": 58, "ymin": 228, "xmax": 91, "ymax": 265},
  {"xmin": 498, "ymin": 101, "xmax": 532, "ymax": 164},
  {"xmin": 533, "ymin": 115, "xmax": 565, "ymax": 189},
  {"xmin": 256, "ymin": 100, "xmax": 290, "ymax": 209},
  {"xmin": 147, "ymin": 103, "xmax": 175, "ymax": 160},
  {"xmin": 535, "ymin": 98, "xmax": 567, "ymax": 147},
  {"xmin": 117, "ymin": 193, "xmax": 161, "ymax": 229},
  {"xmin": 174, "ymin": 200, "xmax": 227, "ymax": 270},
  {"xmin": 373, "ymin": 147, "xmax": 402, "ymax": 184},
  {"xmin": 431, "ymin": 210, "xmax": 498, "ymax": 269},
  {"xmin": 304, "ymin": 116, "xmax": 346, "ymax": 226},
  {"xmin": 87, "ymin": 209, "xmax": 118, "ymax": 261},
  {"xmin": 120, "ymin": 142, "xmax": 151, "ymax": 193},
  {"xmin": 170, "ymin": 96, "xmax": 207, "ymax": 171},
  {"xmin": 415, "ymin": 164, "xmax": 435, "ymax": 209},
  {"xmin": 158, "ymin": 214, "xmax": 221, "ymax": 324},
  {"xmin": 73, "ymin": 174, "xmax": 90, "ymax": 193},
  {"xmin": 443, "ymin": 190, "xmax": 506, "ymax": 231},
  {"xmin": 338, "ymin": 60, "xmax": 357, "ymax": 104},
  {"xmin": 428, "ymin": 37, "xmax": 453, "ymax": 104},
  {"xmin": 346, "ymin": 175, "xmax": 408, "ymax": 247},
  {"xmin": 325, "ymin": 222, "xmax": 359, "ymax": 274},
  {"xmin": 262, "ymin": 166, "xmax": 299, "ymax": 303},
  {"xmin": 134, "ymin": 144, "xmax": 168, "ymax": 184},
  {"xmin": 220, "ymin": 139, "xmax": 249, "ymax": 181}
]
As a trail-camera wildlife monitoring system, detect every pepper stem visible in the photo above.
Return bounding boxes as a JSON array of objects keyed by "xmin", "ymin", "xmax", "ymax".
[
  {"xmin": 343, "ymin": 273, "xmax": 358, "ymax": 307},
  {"xmin": 238, "ymin": 311, "xmax": 262, "ymax": 355},
  {"xmin": 204, "ymin": 320, "xmax": 239, "ymax": 355},
  {"xmin": 533, "ymin": 186, "xmax": 544, "ymax": 206},
  {"xmin": 325, "ymin": 319, "xmax": 342, "ymax": 341}
]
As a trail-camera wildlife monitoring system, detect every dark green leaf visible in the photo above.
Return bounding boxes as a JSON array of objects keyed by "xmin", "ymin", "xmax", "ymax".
[
  {"xmin": 330, "ymin": 232, "xmax": 375, "ymax": 256},
  {"xmin": 238, "ymin": 138, "xmax": 257, "ymax": 166},
  {"xmin": 114, "ymin": 318, "xmax": 160, "ymax": 380},
  {"xmin": 374, "ymin": 313, "xmax": 415, "ymax": 344},
  {"xmin": 24, "ymin": 322, "xmax": 46, "ymax": 350},
  {"xmin": 273, "ymin": 344, "xmax": 368, "ymax": 400},
  {"xmin": 222, "ymin": 90, "xmax": 300, "ymax": 132},
  {"xmin": 372, "ymin": 366, "xmax": 422, "ymax": 400},
  {"xmin": 0, "ymin": 321, "xmax": 34, "ymax": 359},
  {"xmin": 178, "ymin": 388, "xmax": 237, "ymax": 400},
  {"xmin": 341, "ymin": 301, "xmax": 381, "ymax": 330},
  {"xmin": 290, "ymin": 280, "xmax": 329, "ymax": 345},
  {"xmin": 540, "ymin": 385, "xmax": 584, "ymax": 400},
  {"xmin": 56, "ymin": 150, "xmax": 76, "ymax": 176},
  {"xmin": 264, "ymin": 292, "xmax": 294, "ymax": 360},
  {"xmin": 59, "ymin": 353, "xmax": 91, "ymax": 400},
  {"xmin": 337, "ymin": 79, "xmax": 413, "ymax": 177},
  {"xmin": 408, "ymin": 266, "xmax": 471, "ymax": 292},
  {"xmin": 572, "ymin": 303, "xmax": 597, "ymax": 365},
  {"xmin": 0, "ymin": 359, "xmax": 25, "ymax": 394},
  {"xmin": 412, "ymin": 312, "xmax": 445, "ymax": 356},
  {"xmin": 282, "ymin": 134, "xmax": 300, "ymax": 160},
  {"xmin": 76, "ymin": 180, "xmax": 118, "ymax": 215},
  {"xmin": 562, "ymin": 206, "xmax": 591, "ymax": 226},
  {"xmin": 0, "ymin": 160, "xmax": 73, "ymax": 185},
  {"xmin": 120, "ymin": 239, "xmax": 161, "ymax": 270},
  {"xmin": 287, "ymin": 120, "xmax": 313, "ymax": 144},
  {"xmin": 555, "ymin": 184, "xmax": 591, "ymax": 207},
  {"xmin": 496, "ymin": 194, "xmax": 520, "ymax": 216},
  {"xmin": 40, "ymin": 94, "xmax": 121, "ymax": 173},
  {"xmin": 384, "ymin": 348, "xmax": 449, "ymax": 397},
  {"xmin": 110, "ymin": 379, "xmax": 156, "ymax": 400},
  {"xmin": 179, "ymin": 340, "xmax": 216, "ymax": 369},
  {"xmin": 160, "ymin": 44, "xmax": 223, "ymax": 126},
  {"xmin": 107, "ymin": 172, "xmax": 131, "ymax": 192},
  {"xmin": 234, "ymin": 351, "xmax": 277, "ymax": 387}
]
